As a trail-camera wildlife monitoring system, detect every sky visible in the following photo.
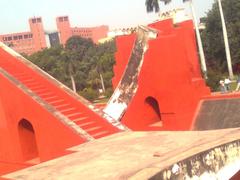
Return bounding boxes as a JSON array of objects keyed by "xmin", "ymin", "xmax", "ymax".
[{"xmin": 0, "ymin": 0, "xmax": 214, "ymax": 34}]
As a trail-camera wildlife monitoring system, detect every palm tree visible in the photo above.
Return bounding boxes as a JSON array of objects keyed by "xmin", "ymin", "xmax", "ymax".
[
  {"xmin": 61, "ymin": 50, "xmax": 77, "ymax": 93},
  {"xmin": 217, "ymin": 0, "xmax": 234, "ymax": 79},
  {"xmin": 145, "ymin": 0, "xmax": 207, "ymax": 79},
  {"xmin": 145, "ymin": 0, "xmax": 171, "ymax": 13}
]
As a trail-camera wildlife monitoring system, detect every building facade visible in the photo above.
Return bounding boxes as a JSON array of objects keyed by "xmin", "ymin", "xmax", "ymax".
[
  {"xmin": 56, "ymin": 16, "xmax": 109, "ymax": 44},
  {"xmin": 0, "ymin": 17, "xmax": 47, "ymax": 55},
  {"xmin": 0, "ymin": 16, "xmax": 109, "ymax": 55}
]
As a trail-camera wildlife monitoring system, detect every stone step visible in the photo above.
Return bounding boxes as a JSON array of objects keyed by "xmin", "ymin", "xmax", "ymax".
[
  {"xmin": 91, "ymin": 131, "xmax": 110, "ymax": 139},
  {"xmin": 33, "ymin": 88, "xmax": 49, "ymax": 94},
  {"xmin": 48, "ymin": 99, "xmax": 66, "ymax": 106},
  {"xmin": 30, "ymin": 86, "xmax": 46, "ymax": 91},
  {"xmin": 54, "ymin": 103, "xmax": 72, "ymax": 110},
  {"xmin": 85, "ymin": 126, "xmax": 102, "ymax": 133},
  {"xmin": 72, "ymin": 117, "xmax": 89, "ymax": 123},
  {"xmin": 43, "ymin": 96, "xmax": 59, "ymax": 101},
  {"xmin": 78, "ymin": 121, "xmax": 95, "ymax": 128},
  {"xmin": 66, "ymin": 112, "xmax": 83, "ymax": 119},
  {"xmin": 38, "ymin": 92, "xmax": 56, "ymax": 98}
]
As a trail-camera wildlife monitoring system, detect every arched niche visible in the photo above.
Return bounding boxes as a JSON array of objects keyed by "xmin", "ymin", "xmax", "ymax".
[
  {"xmin": 18, "ymin": 119, "xmax": 39, "ymax": 161},
  {"xmin": 145, "ymin": 96, "xmax": 162, "ymax": 126}
]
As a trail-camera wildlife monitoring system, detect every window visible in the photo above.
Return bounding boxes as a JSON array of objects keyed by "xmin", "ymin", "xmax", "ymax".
[
  {"xmin": 29, "ymin": 34, "xmax": 33, "ymax": 38},
  {"xmin": 64, "ymin": 16, "xmax": 68, "ymax": 21},
  {"xmin": 59, "ymin": 17, "xmax": 63, "ymax": 22},
  {"xmin": 7, "ymin": 36, "xmax": 12, "ymax": 41},
  {"xmin": 32, "ymin": 19, "xmax": 36, "ymax": 23},
  {"xmin": 18, "ymin": 35, "xmax": 23, "ymax": 40},
  {"xmin": 13, "ymin": 36, "xmax": 18, "ymax": 40},
  {"xmin": 37, "ymin": 18, "xmax": 41, "ymax": 23},
  {"xmin": 24, "ymin": 34, "xmax": 28, "ymax": 39}
]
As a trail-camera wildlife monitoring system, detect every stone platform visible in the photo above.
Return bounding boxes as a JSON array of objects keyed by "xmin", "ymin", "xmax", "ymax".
[{"xmin": 3, "ymin": 129, "xmax": 240, "ymax": 180}]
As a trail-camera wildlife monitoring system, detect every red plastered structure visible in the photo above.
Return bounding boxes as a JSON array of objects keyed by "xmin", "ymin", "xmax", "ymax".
[
  {"xmin": 113, "ymin": 19, "xmax": 210, "ymax": 130},
  {"xmin": 0, "ymin": 44, "xmax": 121, "ymax": 175}
]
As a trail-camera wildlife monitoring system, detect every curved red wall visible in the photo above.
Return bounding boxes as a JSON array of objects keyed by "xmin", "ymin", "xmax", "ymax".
[{"xmin": 114, "ymin": 20, "xmax": 210, "ymax": 130}]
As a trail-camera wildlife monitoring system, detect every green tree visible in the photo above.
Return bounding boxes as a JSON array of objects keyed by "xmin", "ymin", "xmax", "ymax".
[
  {"xmin": 65, "ymin": 36, "xmax": 94, "ymax": 92},
  {"xmin": 145, "ymin": 0, "xmax": 171, "ymax": 13},
  {"xmin": 28, "ymin": 37, "xmax": 116, "ymax": 101},
  {"xmin": 202, "ymin": 0, "xmax": 240, "ymax": 72},
  {"xmin": 28, "ymin": 45, "xmax": 70, "ymax": 86}
]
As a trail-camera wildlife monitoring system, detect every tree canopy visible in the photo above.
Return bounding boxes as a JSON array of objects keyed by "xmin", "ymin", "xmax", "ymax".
[
  {"xmin": 28, "ymin": 37, "xmax": 116, "ymax": 101},
  {"xmin": 199, "ymin": 0, "xmax": 240, "ymax": 91},
  {"xmin": 145, "ymin": 0, "xmax": 190, "ymax": 13},
  {"xmin": 202, "ymin": 0, "xmax": 240, "ymax": 72},
  {"xmin": 145, "ymin": 0, "xmax": 171, "ymax": 13}
]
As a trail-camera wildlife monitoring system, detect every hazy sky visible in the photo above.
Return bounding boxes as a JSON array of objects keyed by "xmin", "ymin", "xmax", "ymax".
[{"xmin": 0, "ymin": 0, "xmax": 214, "ymax": 34}]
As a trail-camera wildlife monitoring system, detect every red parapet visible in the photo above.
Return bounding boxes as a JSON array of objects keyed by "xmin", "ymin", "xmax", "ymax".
[{"xmin": 112, "ymin": 34, "xmax": 136, "ymax": 89}]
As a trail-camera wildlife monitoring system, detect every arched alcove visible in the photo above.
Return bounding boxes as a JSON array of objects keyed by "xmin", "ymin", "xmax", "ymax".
[
  {"xmin": 18, "ymin": 119, "xmax": 39, "ymax": 161},
  {"xmin": 145, "ymin": 96, "xmax": 162, "ymax": 126}
]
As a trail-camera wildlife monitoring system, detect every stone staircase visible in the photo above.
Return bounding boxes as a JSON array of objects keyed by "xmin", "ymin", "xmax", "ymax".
[{"xmin": 0, "ymin": 45, "xmax": 121, "ymax": 140}]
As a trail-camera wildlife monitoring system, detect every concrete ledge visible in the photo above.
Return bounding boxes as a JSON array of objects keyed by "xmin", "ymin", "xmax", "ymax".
[{"xmin": 3, "ymin": 129, "xmax": 240, "ymax": 180}]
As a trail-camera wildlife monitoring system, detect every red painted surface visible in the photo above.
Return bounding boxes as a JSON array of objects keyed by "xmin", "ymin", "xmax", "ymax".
[
  {"xmin": 0, "ymin": 71, "xmax": 85, "ymax": 175},
  {"xmin": 112, "ymin": 34, "xmax": 136, "ymax": 89},
  {"xmin": 0, "ymin": 18, "xmax": 233, "ymax": 176},
  {"xmin": 0, "ymin": 45, "xmax": 119, "ymax": 174},
  {"xmin": 113, "ymin": 19, "xmax": 211, "ymax": 130}
]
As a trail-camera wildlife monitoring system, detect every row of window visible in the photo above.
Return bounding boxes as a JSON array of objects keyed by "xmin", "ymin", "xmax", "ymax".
[
  {"xmin": 32, "ymin": 18, "xmax": 41, "ymax": 24},
  {"xmin": 2, "ymin": 34, "xmax": 33, "ymax": 41},
  {"xmin": 80, "ymin": 34, "xmax": 92, "ymax": 37},
  {"xmin": 73, "ymin": 29, "xmax": 92, "ymax": 33},
  {"xmin": 59, "ymin": 16, "xmax": 68, "ymax": 22},
  {"xmin": 73, "ymin": 33, "xmax": 92, "ymax": 37}
]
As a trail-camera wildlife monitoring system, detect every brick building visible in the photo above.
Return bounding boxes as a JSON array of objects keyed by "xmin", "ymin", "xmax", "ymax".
[
  {"xmin": 0, "ymin": 17, "xmax": 47, "ymax": 55},
  {"xmin": 56, "ymin": 16, "xmax": 109, "ymax": 44},
  {"xmin": 0, "ymin": 16, "xmax": 109, "ymax": 55}
]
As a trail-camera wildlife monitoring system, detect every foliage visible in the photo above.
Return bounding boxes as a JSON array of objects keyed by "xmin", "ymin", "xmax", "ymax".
[
  {"xmin": 104, "ymin": 88, "xmax": 114, "ymax": 98},
  {"xmin": 79, "ymin": 88, "xmax": 99, "ymax": 101},
  {"xmin": 206, "ymin": 66, "xmax": 224, "ymax": 91},
  {"xmin": 200, "ymin": 0, "xmax": 240, "ymax": 90},
  {"xmin": 28, "ymin": 37, "xmax": 116, "ymax": 101},
  {"xmin": 145, "ymin": 0, "xmax": 185, "ymax": 13},
  {"xmin": 202, "ymin": 0, "xmax": 240, "ymax": 72}
]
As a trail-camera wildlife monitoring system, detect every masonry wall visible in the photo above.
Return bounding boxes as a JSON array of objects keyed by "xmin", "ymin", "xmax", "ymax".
[
  {"xmin": 0, "ymin": 17, "xmax": 47, "ymax": 55},
  {"xmin": 0, "ymin": 16, "xmax": 109, "ymax": 55},
  {"xmin": 0, "ymin": 32, "xmax": 35, "ymax": 55},
  {"xmin": 56, "ymin": 16, "xmax": 72, "ymax": 45},
  {"xmin": 57, "ymin": 16, "xmax": 109, "ymax": 44},
  {"xmin": 29, "ymin": 17, "xmax": 47, "ymax": 52}
]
